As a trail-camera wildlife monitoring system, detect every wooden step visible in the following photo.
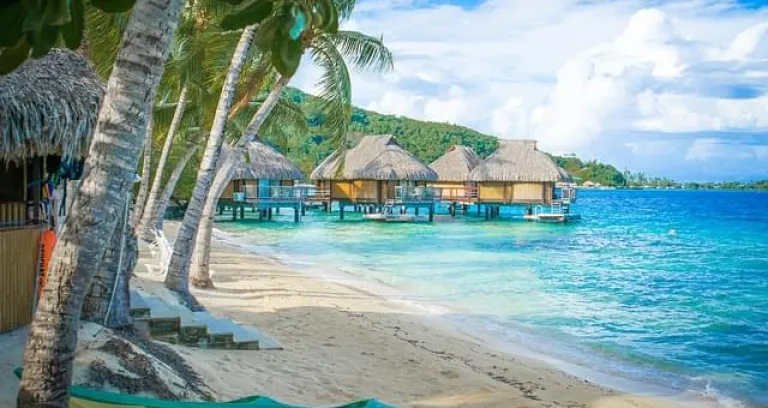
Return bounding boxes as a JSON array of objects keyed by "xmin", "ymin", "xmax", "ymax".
[
  {"xmin": 193, "ymin": 312, "xmax": 234, "ymax": 348},
  {"xmin": 128, "ymin": 290, "xmax": 150, "ymax": 319},
  {"xmin": 143, "ymin": 296, "xmax": 181, "ymax": 337},
  {"xmin": 235, "ymin": 324, "xmax": 282, "ymax": 350},
  {"xmin": 166, "ymin": 304, "xmax": 208, "ymax": 346}
]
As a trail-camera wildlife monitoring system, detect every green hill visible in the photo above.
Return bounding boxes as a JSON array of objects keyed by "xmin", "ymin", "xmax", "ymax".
[
  {"xmin": 279, "ymin": 88, "xmax": 500, "ymax": 175},
  {"xmin": 168, "ymin": 89, "xmax": 629, "ymax": 200}
]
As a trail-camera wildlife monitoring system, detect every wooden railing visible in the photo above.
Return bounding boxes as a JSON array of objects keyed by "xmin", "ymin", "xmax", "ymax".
[
  {"xmin": 433, "ymin": 187, "xmax": 479, "ymax": 201},
  {"xmin": 0, "ymin": 202, "xmax": 26, "ymax": 228},
  {"xmin": 0, "ymin": 226, "xmax": 40, "ymax": 333}
]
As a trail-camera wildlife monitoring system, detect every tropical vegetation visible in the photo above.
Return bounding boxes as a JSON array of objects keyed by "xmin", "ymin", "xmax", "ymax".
[{"xmin": 13, "ymin": 0, "xmax": 359, "ymax": 406}]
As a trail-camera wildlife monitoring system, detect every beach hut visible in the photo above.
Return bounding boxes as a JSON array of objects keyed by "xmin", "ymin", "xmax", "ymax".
[
  {"xmin": 0, "ymin": 49, "xmax": 105, "ymax": 333},
  {"xmin": 311, "ymin": 135, "xmax": 438, "ymax": 206},
  {"xmin": 429, "ymin": 145, "xmax": 481, "ymax": 202},
  {"xmin": 470, "ymin": 140, "xmax": 571, "ymax": 206},
  {"xmin": 219, "ymin": 139, "xmax": 304, "ymax": 221}
]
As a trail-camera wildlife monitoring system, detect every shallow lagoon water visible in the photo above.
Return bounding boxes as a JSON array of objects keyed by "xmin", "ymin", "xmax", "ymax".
[{"xmin": 221, "ymin": 190, "xmax": 768, "ymax": 407}]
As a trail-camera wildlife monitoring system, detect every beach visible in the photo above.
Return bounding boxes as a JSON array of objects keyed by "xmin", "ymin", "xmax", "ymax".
[
  {"xmin": 151, "ymin": 221, "xmax": 696, "ymax": 408},
  {"xmin": 0, "ymin": 218, "xmax": 726, "ymax": 408}
]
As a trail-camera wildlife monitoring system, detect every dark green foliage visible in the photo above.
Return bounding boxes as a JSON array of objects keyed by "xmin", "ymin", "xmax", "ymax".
[
  {"xmin": 270, "ymin": 87, "xmax": 499, "ymax": 176},
  {"xmin": 90, "ymin": 0, "xmax": 136, "ymax": 13},
  {"xmin": 554, "ymin": 156, "xmax": 627, "ymax": 187},
  {"xmin": 220, "ymin": 0, "xmax": 273, "ymax": 30},
  {"xmin": 0, "ymin": 0, "xmax": 136, "ymax": 74}
]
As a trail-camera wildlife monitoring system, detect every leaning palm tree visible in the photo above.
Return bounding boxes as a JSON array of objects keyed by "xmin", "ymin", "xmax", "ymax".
[
  {"xmin": 17, "ymin": 0, "xmax": 186, "ymax": 406},
  {"xmin": 137, "ymin": 0, "xmax": 241, "ymax": 240},
  {"xmin": 190, "ymin": 84, "xmax": 310, "ymax": 287},
  {"xmin": 164, "ymin": 0, "xmax": 361, "ymax": 295},
  {"xmin": 188, "ymin": 27, "xmax": 393, "ymax": 288}
]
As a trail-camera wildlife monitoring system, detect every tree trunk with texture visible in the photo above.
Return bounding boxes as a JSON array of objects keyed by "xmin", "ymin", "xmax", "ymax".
[
  {"xmin": 138, "ymin": 84, "xmax": 188, "ymax": 241},
  {"xmin": 164, "ymin": 26, "xmax": 256, "ymax": 295},
  {"xmin": 152, "ymin": 140, "xmax": 201, "ymax": 235},
  {"xmin": 81, "ymin": 195, "xmax": 130, "ymax": 326},
  {"xmin": 189, "ymin": 77, "xmax": 289, "ymax": 288},
  {"xmin": 16, "ymin": 0, "xmax": 183, "ymax": 406},
  {"xmin": 131, "ymin": 115, "xmax": 154, "ymax": 229}
]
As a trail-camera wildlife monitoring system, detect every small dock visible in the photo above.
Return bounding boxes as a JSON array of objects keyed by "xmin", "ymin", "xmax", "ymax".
[{"xmin": 217, "ymin": 186, "xmax": 308, "ymax": 222}]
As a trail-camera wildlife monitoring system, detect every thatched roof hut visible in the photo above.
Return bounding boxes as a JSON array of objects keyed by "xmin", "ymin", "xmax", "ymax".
[
  {"xmin": 232, "ymin": 139, "xmax": 303, "ymax": 181},
  {"xmin": 470, "ymin": 140, "xmax": 571, "ymax": 182},
  {"xmin": 311, "ymin": 135, "xmax": 437, "ymax": 181},
  {"xmin": 429, "ymin": 145, "xmax": 481, "ymax": 182},
  {"xmin": 0, "ymin": 49, "xmax": 105, "ymax": 162}
]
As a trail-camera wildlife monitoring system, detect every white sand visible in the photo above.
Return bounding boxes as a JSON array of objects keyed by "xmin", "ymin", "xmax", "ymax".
[
  {"xmin": 0, "ymin": 221, "xmax": 708, "ymax": 408},
  {"xmin": 153, "ymin": 222, "xmax": 703, "ymax": 408}
]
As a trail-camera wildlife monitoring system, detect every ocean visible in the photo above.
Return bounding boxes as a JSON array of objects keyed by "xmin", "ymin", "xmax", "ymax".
[{"xmin": 218, "ymin": 190, "xmax": 768, "ymax": 407}]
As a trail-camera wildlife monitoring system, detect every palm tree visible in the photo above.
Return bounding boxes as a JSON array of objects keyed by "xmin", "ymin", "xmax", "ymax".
[
  {"xmin": 163, "ymin": 24, "xmax": 259, "ymax": 296},
  {"xmin": 131, "ymin": 116, "xmax": 155, "ymax": 228},
  {"xmin": 137, "ymin": 0, "xmax": 241, "ymax": 241},
  {"xmin": 190, "ymin": 84, "xmax": 310, "ymax": 287},
  {"xmin": 164, "ymin": 0, "xmax": 348, "ymax": 294},
  {"xmin": 186, "ymin": 15, "xmax": 392, "ymax": 288},
  {"xmin": 17, "ymin": 0, "xmax": 186, "ymax": 406},
  {"xmin": 170, "ymin": 0, "xmax": 393, "ymax": 292}
]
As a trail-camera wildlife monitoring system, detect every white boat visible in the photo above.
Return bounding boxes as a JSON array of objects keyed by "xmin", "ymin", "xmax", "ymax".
[{"xmin": 363, "ymin": 213, "xmax": 418, "ymax": 222}]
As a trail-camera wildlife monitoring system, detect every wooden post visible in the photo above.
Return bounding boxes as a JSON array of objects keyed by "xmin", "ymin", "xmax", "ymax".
[
  {"xmin": 477, "ymin": 204, "xmax": 482, "ymax": 216},
  {"xmin": 485, "ymin": 206, "xmax": 490, "ymax": 220},
  {"xmin": 428, "ymin": 204, "xmax": 434, "ymax": 222},
  {"xmin": 462, "ymin": 204, "xmax": 468, "ymax": 215},
  {"xmin": 258, "ymin": 209, "xmax": 263, "ymax": 221},
  {"xmin": 339, "ymin": 205, "xmax": 345, "ymax": 220},
  {"xmin": 301, "ymin": 205, "xmax": 306, "ymax": 216},
  {"xmin": 232, "ymin": 206, "xmax": 237, "ymax": 221},
  {"xmin": 276, "ymin": 208, "xmax": 281, "ymax": 215},
  {"xmin": 267, "ymin": 208, "xmax": 273, "ymax": 220},
  {"xmin": 294, "ymin": 205, "xmax": 300, "ymax": 223},
  {"xmin": 415, "ymin": 207, "xmax": 420, "ymax": 216}
]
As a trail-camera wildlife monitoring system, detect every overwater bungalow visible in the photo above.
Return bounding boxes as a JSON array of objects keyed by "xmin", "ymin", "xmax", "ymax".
[
  {"xmin": 218, "ymin": 139, "xmax": 304, "ymax": 221},
  {"xmin": 428, "ymin": 145, "xmax": 481, "ymax": 205},
  {"xmin": 469, "ymin": 140, "xmax": 576, "ymax": 221},
  {"xmin": 310, "ymin": 134, "xmax": 438, "ymax": 220},
  {"xmin": 0, "ymin": 49, "xmax": 104, "ymax": 333}
]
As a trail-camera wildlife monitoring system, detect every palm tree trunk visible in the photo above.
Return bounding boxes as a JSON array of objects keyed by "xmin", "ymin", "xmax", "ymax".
[
  {"xmin": 81, "ymin": 194, "xmax": 130, "ymax": 325},
  {"xmin": 189, "ymin": 147, "xmax": 240, "ymax": 289},
  {"xmin": 189, "ymin": 76, "xmax": 290, "ymax": 288},
  {"xmin": 152, "ymin": 139, "xmax": 201, "ymax": 236},
  {"xmin": 131, "ymin": 114, "xmax": 154, "ymax": 229},
  {"xmin": 164, "ymin": 26, "xmax": 257, "ymax": 295},
  {"xmin": 17, "ymin": 0, "xmax": 184, "ymax": 406},
  {"xmin": 138, "ymin": 84, "xmax": 188, "ymax": 240}
]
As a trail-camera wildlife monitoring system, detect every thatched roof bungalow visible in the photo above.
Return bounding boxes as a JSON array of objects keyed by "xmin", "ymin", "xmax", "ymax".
[
  {"xmin": 1, "ymin": 49, "xmax": 104, "ymax": 163},
  {"xmin": 469, "ymin": 140, "xmax": 571, "ymax": 204},
  {"xmin": 428, "ymin": 145, "xmax": 481, "ymax": 201},
  {"xmin": 0, "ymin": 49, "xmax": 104, "ymax": 334},
  {"xmin": 221, "ymin": 139, "xmax": 303, "ymax": 201},
  {"xmin": 310, "ymin": 135, "xmax": 437, "ymax": 204},
  {"xmin": 429, "ymin": 145, "xmax": 481, "ymax": 184}
]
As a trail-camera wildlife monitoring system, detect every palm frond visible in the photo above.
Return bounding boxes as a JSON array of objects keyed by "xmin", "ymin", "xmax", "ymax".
[
  {"xmin": 330, "ymin": 30, "xmax": 393, "ymax": 73},
  {"xmin": 84, "ymin": 5, "xmax": 130, "ymax": 79},
  {"xmin": 309, "ymin": 36, "xmax": 352, "ymax": 147},
  {"xmin": 333, "ymin": 0, "xmax": 356, "ymax": 21}
]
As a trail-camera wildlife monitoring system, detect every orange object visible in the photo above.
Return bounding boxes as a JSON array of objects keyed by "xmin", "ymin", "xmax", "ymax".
[{"xmin": 38, "ymin": 229, "xmax": 56, "ymax": 299}]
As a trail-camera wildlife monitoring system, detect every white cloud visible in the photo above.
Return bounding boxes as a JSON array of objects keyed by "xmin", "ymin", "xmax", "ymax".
[
  {"xmin": 685, "ymin": 138, "xmax": 719, "ymax": 161},
  {"xmin": 293, "ymin": 0, "xmax": 768, "ymax": 179}
]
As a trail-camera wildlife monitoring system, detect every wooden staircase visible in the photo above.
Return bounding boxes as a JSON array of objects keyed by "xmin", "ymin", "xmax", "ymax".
[{"xmin": 129, "ymin": 290, "xmax": 281, "ymax": 350}]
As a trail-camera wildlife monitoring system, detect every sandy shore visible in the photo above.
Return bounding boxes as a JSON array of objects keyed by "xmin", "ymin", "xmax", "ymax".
[
  {"xmin": 0, "ymin": 221, "xmax": 702, "ymax": 408},
  {"xmin": 161, "ymin": 222, "xmax": 698, "ymax": 408}
]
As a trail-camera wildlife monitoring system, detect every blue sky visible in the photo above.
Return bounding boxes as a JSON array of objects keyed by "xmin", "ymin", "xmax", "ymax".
[{"xmin": 293, "ymin": 0, "xmax": 768, "ymax": 181}]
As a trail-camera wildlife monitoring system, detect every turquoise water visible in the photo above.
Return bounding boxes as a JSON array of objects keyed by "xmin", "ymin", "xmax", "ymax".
[{"xmin": 221, "ymin": 190, "xmax": 768, "ymax": 407}]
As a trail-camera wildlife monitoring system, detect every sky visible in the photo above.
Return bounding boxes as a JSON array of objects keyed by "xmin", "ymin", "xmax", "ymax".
[{"xmin": 292, "ymin": 0, "xmax": 768, "ymax": 181}]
